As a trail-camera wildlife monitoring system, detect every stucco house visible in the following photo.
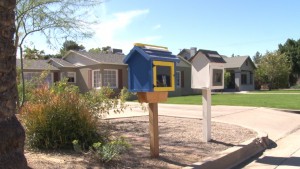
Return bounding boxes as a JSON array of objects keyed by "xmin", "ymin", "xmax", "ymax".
[
  {"xmin": 16, "ymin": 59, "xmax": 59, "ymax": 87},
  {"xmin": 178, "ymin": 48, "xmax": 256, "ymax": 91},
  {"xmin": 17, "ymin": 49, "xmax": 197, "ymax": 96},
  {"xmin": 222, "ymin": 56, "xmax": 256, "ymax": 91},
  {"xmin": 18, "ymin": 46, "xmax": 255, "ymax": 96},
  {"xmin": 48, "ymin": 50, "xmax": 128, "ymax": 93},
  {"xmin": 169, "ymin": 56, "xmax": 200, "ymax": 96}
]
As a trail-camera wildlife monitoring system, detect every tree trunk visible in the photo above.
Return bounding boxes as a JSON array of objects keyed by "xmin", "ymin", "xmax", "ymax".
[{"xmin": 0, "ymin": 1, "xmax": 28, "ymax": 168}]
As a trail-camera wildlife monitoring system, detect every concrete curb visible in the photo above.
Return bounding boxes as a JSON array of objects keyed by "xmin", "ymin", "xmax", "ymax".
[{"xmin": 183, "ymin": 132, "xmax": 269, "ymax": 169}]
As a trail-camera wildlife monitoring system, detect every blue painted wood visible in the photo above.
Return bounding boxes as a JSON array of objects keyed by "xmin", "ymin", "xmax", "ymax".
[{"xmin": 124, "ymin": 45, "xmax": 180, "ymax": 92}]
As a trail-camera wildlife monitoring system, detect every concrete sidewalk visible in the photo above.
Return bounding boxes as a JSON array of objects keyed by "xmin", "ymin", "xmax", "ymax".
[
  {"xmin": 244, "ymin": 128, "xmax": 300, "ymax": 169},
  {"xmin": 107, "ymin": 102, "xmax": 300, "ymax": 168}
]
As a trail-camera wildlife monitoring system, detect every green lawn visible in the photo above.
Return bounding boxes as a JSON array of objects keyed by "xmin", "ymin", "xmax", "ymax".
[
  {"xmin": 166, "ymin": 94, "xmax": 300, "ymax": 110},
  {"xmin": 249, "ymin": 90, "xmax": 300, "ymax": 93}
]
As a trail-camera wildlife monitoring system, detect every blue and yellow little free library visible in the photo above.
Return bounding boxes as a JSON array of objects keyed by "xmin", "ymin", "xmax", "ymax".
[{"xmin": 124, "ymin": 43, "xmax": 180, "ymax": 93}]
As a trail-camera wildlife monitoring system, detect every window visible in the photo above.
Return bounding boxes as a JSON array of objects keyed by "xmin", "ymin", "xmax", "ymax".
[
  {"xmin": 103, "ymin": 69, "xmax": 118, "ymax": 88},
  {"xmin": 212, "ymin": 69, "xmax": 223, "ymax": 86},
  {"xmin": 152, "ymin": 61, "xmax": 175, "ymax": 92},
  {"xmin": 67, "ymin": 72, "xmax": 76, "ymax": 83},
  {"xmin": 24, "ymin": 72, "xmax": 38, "ymax": 82},
  {"xmin": 176, "ymin": 71, "xmax": 181, "ymax": 88},
  {"xmin": 92, "ymin": 70, "xmax": 101, "ymax": 89},
  {"xmin": 24, "ymin": 72, "xmax": 53, "ymax": 87},
  {"xmin": 241, "ymin": 74, "xmax": 247, "ymax": 85}
]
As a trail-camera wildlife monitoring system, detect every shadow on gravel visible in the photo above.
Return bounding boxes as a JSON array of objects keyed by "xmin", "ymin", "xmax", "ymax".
[
  {"xmin": 210, "ymin": 139, "xmax": 237, "ymax": 147},
  {"xmin": 159, "ymin": 156, "xmax": 187, "ymax": 167}
]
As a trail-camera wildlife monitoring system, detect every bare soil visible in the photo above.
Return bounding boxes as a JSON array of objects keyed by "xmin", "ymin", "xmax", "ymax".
[{"xmin": 26, "ymin": 116, "xmax": 256, "ymax": 169}]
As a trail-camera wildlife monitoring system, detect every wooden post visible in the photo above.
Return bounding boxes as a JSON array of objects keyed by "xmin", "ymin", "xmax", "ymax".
[
  {"xmin": 202, "ymin": 88, "xmax": 211, "ymax": 142},
  {"xmin": 148, "ymin": 103, "xmax": 159, "ymax": 157}
]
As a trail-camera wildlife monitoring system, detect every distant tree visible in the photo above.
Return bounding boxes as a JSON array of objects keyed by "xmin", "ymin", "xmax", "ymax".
[
  {"xmin": 278, "ymin": 38, "xmax": 300, "ymax": 85},
  {"xmin": 224, "ymin": 71, "xmax": 231, "ymax": 88},
  {"xmin": 253, "ymin": 51, "xmax": 263, "ymax": 64},
  {"xmin": 102, "ymin": 46, "xmax": 112, "ymax": 53},
  {"xmin": 23, "ymin": 47, "xmax": 45, "ymax": 59},
  {"xmin": 16, "ymin": 0, "xmax": 102, "ymax": 107},
  {"xmin": 231, "ymin": 53, "xmax": 235, "ymax": 57},
  {"xmin": 60, "ymin": 40, "xmax": 85, "ymax": 56},
  {"xmin": 44, "ymin": 54, "xmax": 63, "ymax": 59},
  {"xmin": 255, "ymin": 51, "xmax": 291, "ymax": 89},
  {"xmin": 89, "ymin": 47, "xmax": 102, "ymax": 54}
]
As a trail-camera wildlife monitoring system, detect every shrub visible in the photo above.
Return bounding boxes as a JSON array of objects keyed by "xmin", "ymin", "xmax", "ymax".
[
  {"xmin": 20, "ymin": 80, "xmax": 129, "ymax": 150},
  {"xmin": 80, "ymin": 137, "xmax": 131, "ymax": 163},
  {"xmin": 21, "ymin": 85, "xmax": 100, "ymax": 149}
]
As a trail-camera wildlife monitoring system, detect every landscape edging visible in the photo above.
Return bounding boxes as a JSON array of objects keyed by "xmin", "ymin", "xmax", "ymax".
[{"xmin": 183, "ymin": 132, "xmax": 269, "ymax": 169}]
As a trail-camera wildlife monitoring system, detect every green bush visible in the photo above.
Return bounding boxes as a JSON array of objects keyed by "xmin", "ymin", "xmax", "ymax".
[
  {"xmin": 88, "ymin": 137, "xmax": 130, "ymax": 162},
  {"xmin": 20, "ymin": 80, "xmax": 129, "ymax": 150},
  {"xmin": 21, "ymin": 85, "xmax": 100, "ymax": 149}
]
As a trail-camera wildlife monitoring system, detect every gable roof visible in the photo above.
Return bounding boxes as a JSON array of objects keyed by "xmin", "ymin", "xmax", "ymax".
[
  {"xmin": 177, "ymin": 55, "xmax": 191, "ymax": 65},
  {"xmin": 49, "ymin": 58, "xmax": 75, "ymax": 68},
  {"xmin": 16, "ymin": 59, "xmax": 59, "ymax": 71},
  {"xmin": 189, "ymin": 49, "xmax": 226, "ymax": 63},
  {"xmin": 222, "ymin": 56, "xmax": 256, "ymax": 69},
  {"xmin": 71, "ymin": 50, "xmax": 126, "ymax": 65},
  {"xmin": 178, "ymin": 49, "xmax": 191, "ymax": 57},
  {"xmin": 124, "ymin": 45, "xmax": 180, "ymax": 63}
]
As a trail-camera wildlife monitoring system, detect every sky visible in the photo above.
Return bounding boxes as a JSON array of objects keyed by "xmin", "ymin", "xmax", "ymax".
[{"xmin": 27, "ymin": 0, "xmax": 300, "ymax": 57}]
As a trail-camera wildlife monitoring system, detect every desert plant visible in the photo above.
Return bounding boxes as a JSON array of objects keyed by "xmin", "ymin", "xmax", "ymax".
[
  {"xmin": 88, "ymin": 137, "xmax": 130, "ymax": 162},
  {"xmin": 21, "ymin": 85, "xmax": 100, "ymax": 149},
  {"xmin": 20, "ymin": 80, "xmax": 129, "ymax": 150}
]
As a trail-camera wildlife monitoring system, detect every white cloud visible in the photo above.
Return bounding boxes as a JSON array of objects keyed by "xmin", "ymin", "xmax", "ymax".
[
  {"xmin": 81, "ymin": 8, "xmax": 163, "ymax": 54},
  {"xmin": 152, "ymin": 24, "xmax": 161, "ymax": 30},
  {"xmin": 85, "ymin": 9, "xmax": 149, "ymax": 47}
]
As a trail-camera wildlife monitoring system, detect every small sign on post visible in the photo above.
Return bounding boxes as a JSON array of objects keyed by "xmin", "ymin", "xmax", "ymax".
[
  {"xmin": 190, "ymin": 49, "xmax": 226, "ymax": 142},
  {"xmin": 124, "ymin": 43, "xmax": 179, "ymax": 157}
]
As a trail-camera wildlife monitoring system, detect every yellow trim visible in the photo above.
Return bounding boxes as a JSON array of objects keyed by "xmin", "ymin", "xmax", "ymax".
[
  {"xmin": 134, "ymin": 43, "xmax": 168, "ymax": 50},
  {"xmin": 152, "ymin": 61, "xmax": 175, "ymax": 92},
  {"xmin": 153, "ymin": 65, "xmax": 157, "ymax": 87}
]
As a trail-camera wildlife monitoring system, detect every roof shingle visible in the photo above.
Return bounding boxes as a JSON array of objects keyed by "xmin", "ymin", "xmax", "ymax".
[
  {"xmin": 189, "ymin": 49, "xmax": 226, "ymax": 63},
  {"xmin": 75, "ymin": 51, "xmax": 126, "ymax": 65},
  {"xmin": 222, "ymin": 56, "xmax": 251, "ymax": 68},
  {"xmin": 49, "ymin": 58, "xmax": 75, "ymax": 68},
  {"xmin": 16, "ymin": 59, "xmax": 59, "ymax": 71}
]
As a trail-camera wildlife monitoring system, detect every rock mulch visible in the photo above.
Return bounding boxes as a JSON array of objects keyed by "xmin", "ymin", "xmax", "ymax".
[{"xmin": 26, "ymin": 115, "xmax": 256, "ymax": 169}]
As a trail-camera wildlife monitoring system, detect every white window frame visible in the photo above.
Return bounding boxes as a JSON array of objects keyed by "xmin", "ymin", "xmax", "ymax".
[
  {"xmin": 66, "ymin": 72, "xmax": 76, "ymax": 83},
  {"xmin": 103, "ymin": 69, "xmax": 118, "ymax": 88},
  {"xmin": 92, "ymin": 69, "xmax": 101, "ymax": 89},
  {"xmin": 176, "ymin": 71, "xmax": 181, "ymax": 88}
]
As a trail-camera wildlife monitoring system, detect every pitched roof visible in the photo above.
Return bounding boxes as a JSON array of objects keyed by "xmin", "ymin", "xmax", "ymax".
[
  {"xmin": 177, "ymin": 55, "xmax": 191, "ymax": 65},
  {"xmin": 124, "ymin": 45, "xmax": 180, "ymax": 63},
  {"xmin": 73, "ymin": 50, "xmax": 126, "ymax": 65},
  {"xmin": 189, "ymin": 49, "xmax": 226, "ymax": 63},
  {"xmin": 178, "ymin": 49, "xmax": 191, "ymax": 57},
  {"xmin": 222, "ymin": 56, "xmax": 255, "ymax": 68},
  {"xmin": 16, "ymin": 59, "xmax": 59, "ymax": 71},
  {"xmin": 49, "ymin": 58, "xmax": 75, "ymax": 68}
]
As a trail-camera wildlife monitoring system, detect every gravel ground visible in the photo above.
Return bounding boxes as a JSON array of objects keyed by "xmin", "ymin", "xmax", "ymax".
[{"xmin": 26, "ymin": 116, "xmax": 256, "ymax": 169}]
